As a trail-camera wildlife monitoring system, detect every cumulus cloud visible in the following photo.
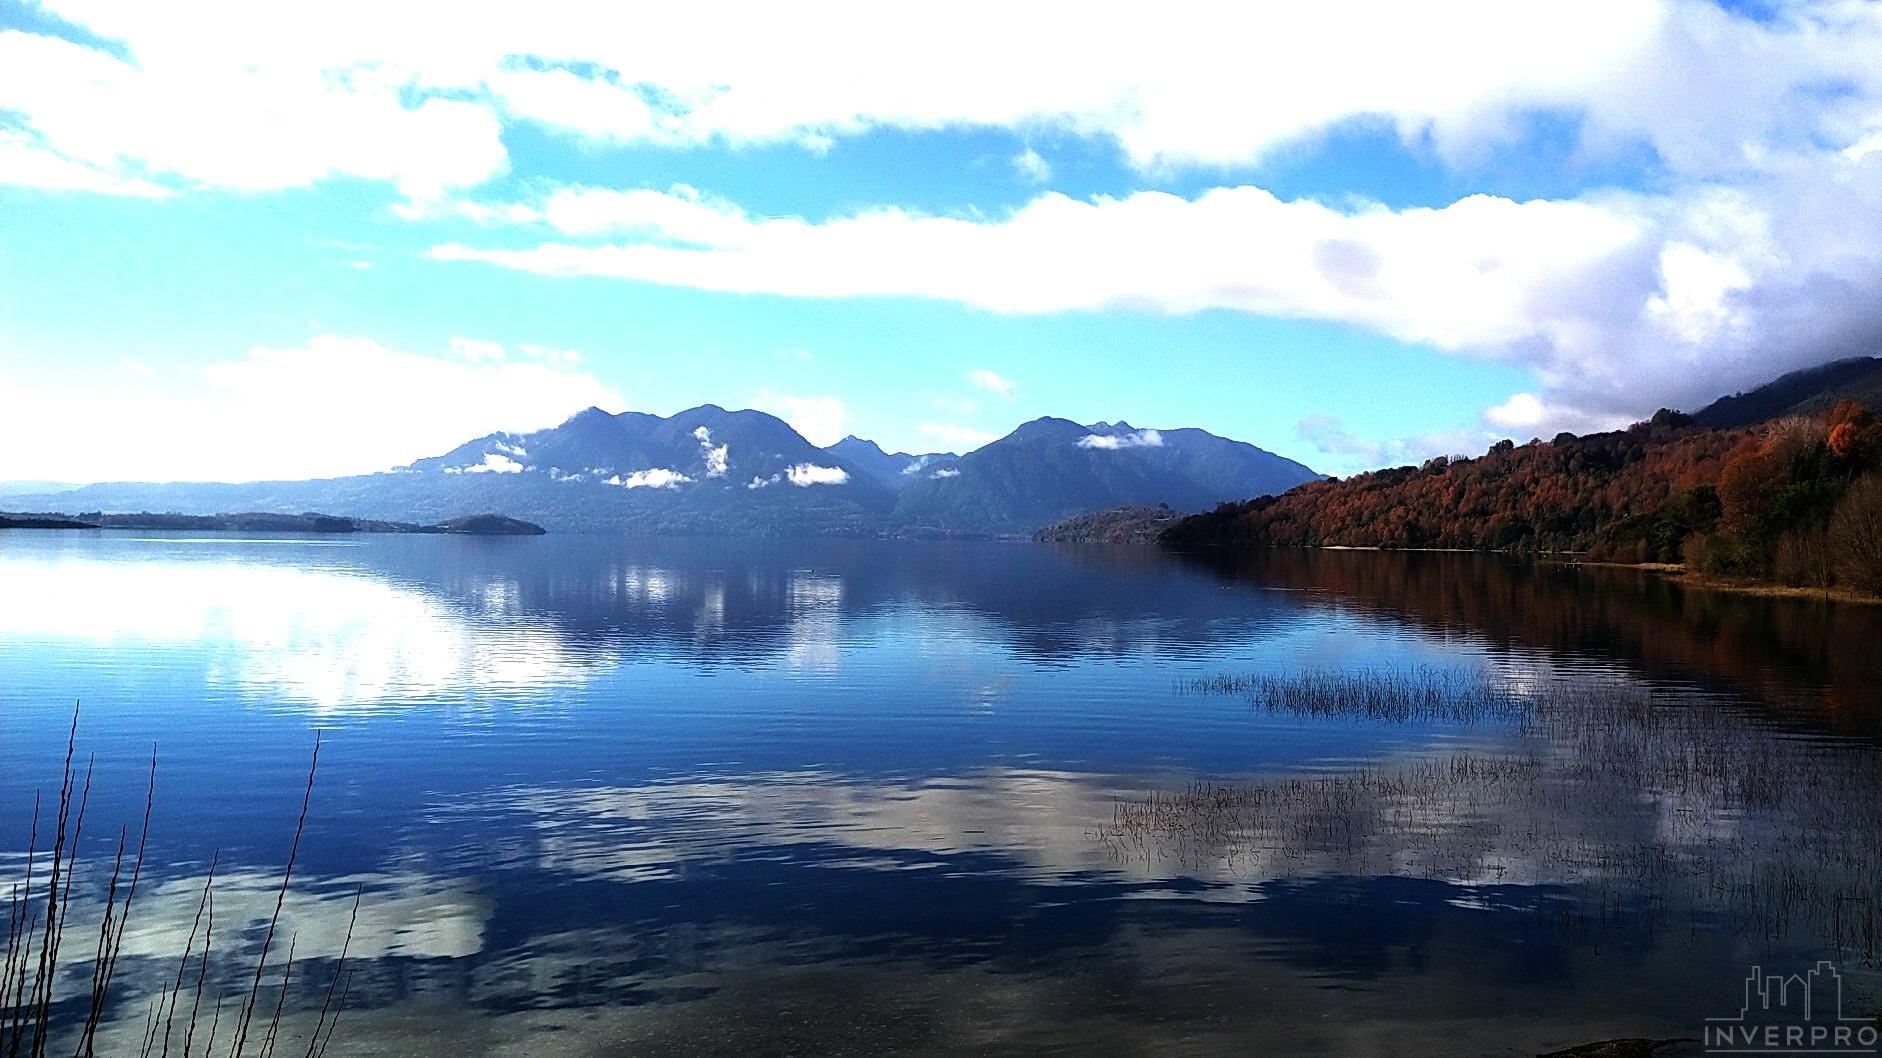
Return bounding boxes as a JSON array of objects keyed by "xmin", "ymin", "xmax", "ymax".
[
  {"xmin": 968, "ymin": 369, "xmax": 1019, "ymax": 398},
  {"xmin": 438, "ymin": 150, "xmax": 1882, "ymax": 438},
  {"xmin": 0, "ymin": 22, "xmax": 506, "ymax": 200},
  {"xmin": 0, "ymin": 335, "xmax": 622, "ymax": 482},
  {"xmin": 747, "ymin": 463, "xmax": 849, "ymax": 488},
  {"xmin": 431, "ymin": 185, "xmax": 1637, "ymax": 346},
  {"xmin": 14, "ymin": 0, "xmax": 1876, "ymax": 185},
  {"xmin": 446, "ymin": 452, "xmax": 526, "ymax": 474},
  {"xmin": 10, "ymin": 1, "xmax": 1882, "ymax": 434},
  {"xmin": 931, "ymin": 467, "xmax": 961, "ymax": 479},
  {"xmin": 1078, "ymin": 428, "xmax": 1163, "ymax": 450},
  {"xmin": 785, "ymin": 463, "xmax": 848, "ymax": 486},
  {"xmin": 693, "ymin": 426, "xmax": 730, "ymax": 477},
  {"xmin": 607, "ymin": 467, "xmax": 692, "ymax": 489},
  {"xmin": 751, "ymin": 391, "xmax": 849, "ymax": 447},
  {"xmin": 1482, "ymin": 392, "xmax": 1625, "ymax": 439}
]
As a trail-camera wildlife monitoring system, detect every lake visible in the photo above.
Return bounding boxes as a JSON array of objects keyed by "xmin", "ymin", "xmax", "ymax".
[{"xmin": 3, "ymin": 533, "xmax": 1880, "ymax": 1056}]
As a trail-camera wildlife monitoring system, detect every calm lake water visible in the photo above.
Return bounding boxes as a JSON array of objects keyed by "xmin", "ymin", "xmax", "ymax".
[{"xmin": 3, "ymin": 532, "xmax": 1880, "ymax": 1055}]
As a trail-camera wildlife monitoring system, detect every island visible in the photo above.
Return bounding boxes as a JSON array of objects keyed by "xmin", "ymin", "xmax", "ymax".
[
  {"xmin": 0, "ymin": 514, "xmax": 102, "ymax": 529},
  {"xmin": 0, "ymin": 510, "xmax": 547, "ymax": 535}
]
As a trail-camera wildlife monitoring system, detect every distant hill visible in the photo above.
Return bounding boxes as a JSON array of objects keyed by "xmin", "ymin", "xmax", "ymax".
[
  {"xmin": 8, "ymin": 406, "xmax": 1313, "ymax": 537},
  {"xmin": 1694, "ymin": 356, "xmax": 1882, "ymax": 428},
  {"xmin": 891, "ymin": 417, "xmax": 1321, "ymax": 535},
  {"xmin": 1034, "ymin": 505, "xmax": 1184, "ymax": 544}
]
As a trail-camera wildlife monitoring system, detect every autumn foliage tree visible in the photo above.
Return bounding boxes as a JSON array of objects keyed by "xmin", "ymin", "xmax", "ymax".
[
  {"xmin": 1832, "ymin": 474, "xmax": 1882, "ymax": 593},
  {"xmin": 1828, "ymin": 399, "xmax": 1880, "ymax": 462},
  {"xmin": 1164, "ymin": 398, "xmax": 1882, "ymax": 595}
]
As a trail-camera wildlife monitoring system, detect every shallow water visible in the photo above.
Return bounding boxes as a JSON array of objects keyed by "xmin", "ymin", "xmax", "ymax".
[{"xmin": 2, "ymin": 533, "xmax": 1879, "ymax": 1055}]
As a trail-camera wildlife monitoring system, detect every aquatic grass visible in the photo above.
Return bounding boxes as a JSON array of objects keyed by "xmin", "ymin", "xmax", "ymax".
[
  {"xmin": 1108, "ymin": 669, "xmax": 1882, "ymax": 962},
  {"xmin": 1187, "ymin": 665, "xmax": 1537, "ymax": 724},
  {"xmin": 0, "ymin": 707, "xmax": 358, "ymax": 1057}
]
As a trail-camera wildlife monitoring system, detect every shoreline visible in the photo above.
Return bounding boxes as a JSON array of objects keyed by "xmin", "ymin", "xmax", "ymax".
[{"xmin": 1555, "ymin": 559, "xmax": 1882, "ymax": 606}]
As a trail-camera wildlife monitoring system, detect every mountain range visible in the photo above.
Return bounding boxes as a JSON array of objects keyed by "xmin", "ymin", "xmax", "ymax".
[{"xmin": 10, "ymin": 406, "xmax": 1320, "ymax": 537}]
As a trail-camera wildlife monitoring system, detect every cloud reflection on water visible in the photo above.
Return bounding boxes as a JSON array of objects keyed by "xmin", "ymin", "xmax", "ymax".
[{"xmin": 0, "ymin": 554, "xmax": 604, "ymax": 708}]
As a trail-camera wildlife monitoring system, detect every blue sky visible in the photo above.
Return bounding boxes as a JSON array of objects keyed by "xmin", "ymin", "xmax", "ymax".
[{"xmin": 2, "ymin": 1, "xmax": 1880, "ymax": 483}]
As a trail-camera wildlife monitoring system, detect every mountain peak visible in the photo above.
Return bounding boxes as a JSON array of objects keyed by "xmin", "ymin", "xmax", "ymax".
[
  {"xmin": 561, "ymin": 406, "xmax": 617, "ymax": 427},
  {"xmin": 1003, "ymin": 417, "xmax": 1090, "ymax": 444},
  {"xmin": 829, "ymin": 435, "xmax": 889, "ymax": 457}
]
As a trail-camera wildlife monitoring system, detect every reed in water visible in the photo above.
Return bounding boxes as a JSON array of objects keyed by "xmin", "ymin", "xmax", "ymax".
[
  {"xmin": 1109, "ymin": 669, "xmax": 1882, "ymax": 961},
  {"xmin": 2, "ymin": 708, "xmax": 359, "ymax": 1057}
]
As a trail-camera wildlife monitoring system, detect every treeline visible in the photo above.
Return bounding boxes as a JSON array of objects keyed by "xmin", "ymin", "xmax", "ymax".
[
  {"xmin": 1675, "ymin": 400, "xmax": 1882, "ymax": 591},
  {"xmin": 1164, "ymin": 401, "xmax": 1882, "ymax": 594}
]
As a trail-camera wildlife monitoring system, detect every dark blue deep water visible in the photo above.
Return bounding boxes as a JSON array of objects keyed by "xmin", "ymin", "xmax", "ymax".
[{"xmin": 3, "ymin": 533, "xmax": 1880, "ymax": 1055}]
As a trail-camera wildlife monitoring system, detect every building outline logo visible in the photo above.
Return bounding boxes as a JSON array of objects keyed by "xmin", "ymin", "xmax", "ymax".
[{"xmin": 1705, "ymin": 962, "xmax": 1878, "ymax": 1054}]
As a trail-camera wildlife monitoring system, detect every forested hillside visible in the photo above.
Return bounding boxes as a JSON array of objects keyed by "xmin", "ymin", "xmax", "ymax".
[{"xmin": 1165, "ymin": 401, "xmax": 1882, "ymax": 594}]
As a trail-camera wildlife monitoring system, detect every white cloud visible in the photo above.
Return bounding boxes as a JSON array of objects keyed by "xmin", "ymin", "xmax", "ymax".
[
  {"xmin": 920, "ymin": 423, "xmax": 999, "ymax": 450},
  {"xmin": 1078, "ymin": 428, "xmax": 1163, "ymax": 450},
  {"xmin": 430, "ymin": 186, "xmax": 1643, "ymax": 348},
  {"xmin": 1298, "ymin": 414, "xmax": 1389, "ymax": 464},
  {"xmin": 9, "ymin": 0, "xmax": 1882, "ymax": 432},
  {"xmin": 518, "ymin": 343, "xmax": 582, "ymax": 367},
  {"xmin": 1012, "ymin": 148, "xmax": 1051, "ymax": 183},
  {"xmin": 968, "ymin": 369, "xmax": 1019, "ymax": 398},
  {"xmin": 449, "ymin": 451, "xmax": 525, "ymax": 474},
  {"xmin": 932, "ymin": 467, "xmax": 961, "ymax": 479},
  {"xmin": 607, "ymin": 467, "xmax": 691, "ymax": 489},
  {"xmin": 0, "ymin": 129, "xmax": 171, "ymax": 197},
  {"xmin": 24, "ymin": 0, "xmax": 1881, "ymax": 176},
  {"xmin": 1297, "ymin": 413, "xmax": 1497, "ymax": 473},
  {"xmin": 0, "ymin": 335, "xmax": 622, "ymax": 483},
  {"xmin": 784, "ymin": 463, "xmax": 848, "ymax": 487},
  {"xmin": 436, "ymin": 149, "xmax": 1882, "ymax": 437},
  {"xmin": 1482, "ymin": 394, "xmax": 1550, "ymax": 432},
  {"xmin": 448, "ymin": 336, "xmax": 507, "ymax": 363},
  {"xmin": 12, "ymin": 1, "xmax": 1878, "ymax": 193},
  {"xmin": 0, "ymin": 24, "xmax": 507, "ymax": 200},
  {"xmin": 485, "ymin": 66, "xmax": 668, "ymax": 144},
  {"xmin": 514, "ymin": 184, "xmax": 757, "ymax": 245},
  {"xmin": 1482, "ymin": 393, "xmax": 1623, "ymax": 437},
  {"xmin": 693, "ymin": 426, "xmax": 730, "ymax": 477},
  {"xmin": 746, "ymin": 463, "xmax": 847, "ymax": 488},
  {"xmin": 751, "ymin": 391, "xmax": 849, "ymax": 447}
]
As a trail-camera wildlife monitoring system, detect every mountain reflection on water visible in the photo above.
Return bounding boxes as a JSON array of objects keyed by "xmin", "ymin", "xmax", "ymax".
[{"xmin": 1, "ymin": 532, "xmax": 1878, "ymax": 1056}]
